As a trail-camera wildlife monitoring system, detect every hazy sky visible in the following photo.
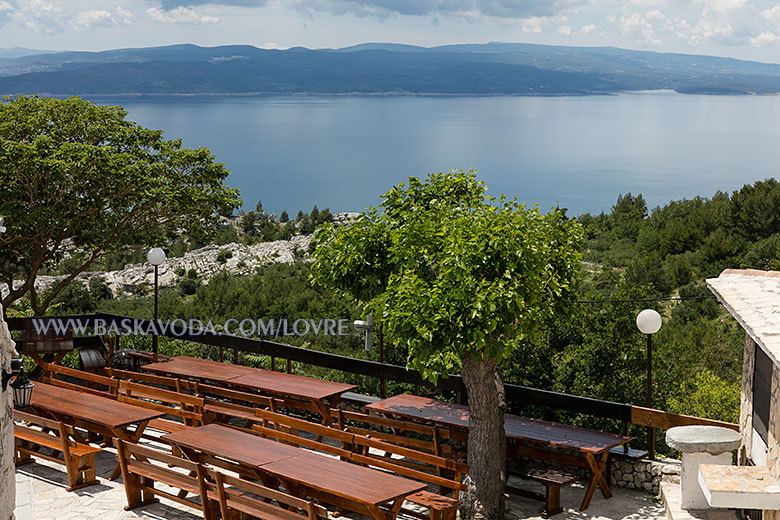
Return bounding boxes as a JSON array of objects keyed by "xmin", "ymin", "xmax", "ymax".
[{"xmin": 3, "ymin": 1, "xmax": 780, "ymax": 63}]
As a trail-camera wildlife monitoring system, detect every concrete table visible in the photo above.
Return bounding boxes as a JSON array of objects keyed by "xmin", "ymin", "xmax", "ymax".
[{"xmin": 666, "ymin": 425, "xmax": 741, "ymax": 510}]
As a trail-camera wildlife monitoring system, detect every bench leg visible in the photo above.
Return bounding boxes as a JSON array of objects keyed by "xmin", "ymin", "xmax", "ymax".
[
  {"xmin": 543, "ymin": 483, "xmax": 563, "ymax": 518},
  {"xmin": 15, "ymin": 441, "xmax": 34, "ymax": 465}
]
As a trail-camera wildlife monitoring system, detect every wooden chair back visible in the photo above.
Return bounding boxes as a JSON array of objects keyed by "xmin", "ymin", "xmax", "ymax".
[
  {"xmin": 349, "ymin": 433, "xmax": 469, "ymax": 499},
  {"xmin": 105, "ymin": 367, "xmax": 199, "ymax": 393},
  {"xmin": 117, "ymin": 379, "xmax": 205, "ymax": 426},
  {"xmin": 208, "ymin": 468, "xmax": 329, "ymax": 520},
  {"xmin": 253, "ymin": 407, "xmax": 356, "ymax": 459},
  {"xmin": 197, "ymin": 382, "xmax": 278, "ymax": 426},
  {"xmin": 116, "ymin": 439, "xmax": 215, "ymax": 520},
  {"xmin": 41, "ymin": 362, "xmax": 119, "ymax": 398}
]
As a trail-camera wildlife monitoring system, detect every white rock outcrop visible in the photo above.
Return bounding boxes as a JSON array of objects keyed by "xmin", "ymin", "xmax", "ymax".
[{"xmin": 2, "ymin": 234, "xmax": 314, "ymax": 298}]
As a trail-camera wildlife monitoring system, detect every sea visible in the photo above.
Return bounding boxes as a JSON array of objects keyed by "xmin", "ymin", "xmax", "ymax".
[{"xmin": 91, "ymin": 91, "xmax": 780, "ymax": 218}]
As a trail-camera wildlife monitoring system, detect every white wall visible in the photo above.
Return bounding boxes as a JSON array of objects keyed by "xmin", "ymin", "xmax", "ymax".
[{"xmin": 0, "ymin": 306, "xmax": 16, "ymax": 520}]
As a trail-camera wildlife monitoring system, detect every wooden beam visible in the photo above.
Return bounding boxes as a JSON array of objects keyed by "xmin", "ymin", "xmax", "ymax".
[{"xmin": 630, "ymin": 406, "xmax": 739, "ymax": 431}]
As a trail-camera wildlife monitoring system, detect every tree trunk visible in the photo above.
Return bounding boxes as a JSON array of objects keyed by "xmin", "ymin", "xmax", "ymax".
[{"xmin": 459, "ymin": 354, "xmax": 507, "ymax": 520}]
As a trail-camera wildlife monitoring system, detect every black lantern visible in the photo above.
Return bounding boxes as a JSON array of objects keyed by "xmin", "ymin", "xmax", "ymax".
[
  {"xmin": 11, "ymin": 369, "xmax": 34, "ymax": 410},
  {"xmin": 2, "ymin": 359, "xmax": 34, "ymax": 410}
]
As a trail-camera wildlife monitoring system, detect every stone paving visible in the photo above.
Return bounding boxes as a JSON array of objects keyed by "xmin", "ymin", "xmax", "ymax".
[{"xmin": 13, "ymin": 439, "xmax": 666, "ymax": 520}]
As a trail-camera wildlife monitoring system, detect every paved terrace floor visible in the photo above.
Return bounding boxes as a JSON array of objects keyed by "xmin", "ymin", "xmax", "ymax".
[{"xmin": 14, "ymin": 439, "xmax": 665, "ymax": 520}]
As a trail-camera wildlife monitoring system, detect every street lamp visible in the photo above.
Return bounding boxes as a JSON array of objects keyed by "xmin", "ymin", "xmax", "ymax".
[
  {"xmin": 147, "ymin": 247, "xmax": 166, "ymax": 355},
  {"xmin": 636, "ymin": 308, "xmax": 662, "ymax": 459},
  {"xmin": 354, "ymin": 314, "xmax": 374, "ymax": 387},
  {"xmin": 353, "ymin": 314, "xmax": 374, "ymax": 356}
]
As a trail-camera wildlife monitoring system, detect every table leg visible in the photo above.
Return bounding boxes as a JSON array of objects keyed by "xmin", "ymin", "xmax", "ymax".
[
  {"xmin": 311, "ymin": 398, "xmax": 335, "ymax": 442},
  {"xmin": 579, "ymin": 451, "xmax": 611, "ymax": 511},
  {"xmin": 176, "ymin": 446, "xmax": 200, "ymax": 499},
  {"xmin": 109, "ymin": 420, "xmax": 151, "ymax": 481}
]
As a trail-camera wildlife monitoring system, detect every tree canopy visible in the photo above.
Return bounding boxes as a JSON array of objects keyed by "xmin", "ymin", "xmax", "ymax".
[
  {"xmin": 0, "ymin": 95, "xmax": 241, "ymax": 314},
  {"xmin": 312, "ymin": 170, "xmax": 583, "ymax": 519}
]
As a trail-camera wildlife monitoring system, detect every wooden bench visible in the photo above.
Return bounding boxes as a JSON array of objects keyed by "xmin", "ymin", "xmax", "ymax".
[
  {"xmin": 334, "ymin": 409, "xmax": 465, "ymax": 461},
  {"xmin": 13, "ymin": 410, "xmax": 102, "ymax": 492},
  {"xmin": 210, "ymin": 468, "xmax": 329, "ymax": 520},
  {"xmin": 348, "ymin": 433, "xmax": 469, "ymax": 520},
  {"xmin": 253, "ymin": 407, "xmax": 356, "ymax": 459},
  {"xmin": 41, "ymin": 362, "xmax": 119, "ymax": 399},
  {"xmin": 104, "ymin": 367, "xmax": 188, "ymax": 391},
  {"xmin": 117, "ymin": 379, "xmax": 205, "ymax": 434},
  {"xmin": 506, "ymin": 462, "xmax": 576, "ymax": 517},
  {"xmin": 116, "ymin": 439, "xmax": 217, "ymax": 519},
  {"xmin": 196, "ymin": 382, "xmax": 278, "ymax": 427}
]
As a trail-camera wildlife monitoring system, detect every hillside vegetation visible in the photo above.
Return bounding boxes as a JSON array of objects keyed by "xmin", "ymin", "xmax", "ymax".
[{"xmin": 26, "ymin": 180, "xmax": 780, "ymax": 453}]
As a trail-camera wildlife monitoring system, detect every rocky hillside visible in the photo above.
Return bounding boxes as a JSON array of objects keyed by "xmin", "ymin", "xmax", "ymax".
[{"xmin": 2, "ymin": 211, "xmax": 360, "ymax": 300}]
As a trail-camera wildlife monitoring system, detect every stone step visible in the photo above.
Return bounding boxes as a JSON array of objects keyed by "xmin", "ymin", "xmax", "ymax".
[{"xmin": 661, "ymin": 481, "xmax": 739, "ymax": 520}]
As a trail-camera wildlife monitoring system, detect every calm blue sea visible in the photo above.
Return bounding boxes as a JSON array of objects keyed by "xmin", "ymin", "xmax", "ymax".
[{"xmin": 91, "ymin": 92, "xmax": 780, "ymax": 217}]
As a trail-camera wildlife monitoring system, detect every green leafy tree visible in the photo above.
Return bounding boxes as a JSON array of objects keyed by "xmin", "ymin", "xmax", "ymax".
[
  {"xmin": 312, "ymin": 170, "xmax": 582, "ymax": 520},
  {"xmin": 0, "ymin": 95, "xmax": 241, "ymax": 314},
  {"xmin": 611, "ymin": 192, "xmax": 646, "ymax": 240}
]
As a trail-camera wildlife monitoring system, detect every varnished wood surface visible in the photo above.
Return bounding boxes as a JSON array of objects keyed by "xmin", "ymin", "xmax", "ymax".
[
  {"xmin": 144, "ymin": 355, "xmax": 356, "ymax": 401},
  {"xmin": 262, "ymin": 451, "xmax": 427, "ymax": 506},
  {"xmin": 367, "ymin": 393, "xmax": 628, "ymax": 454},
  {"xmin": 143, "ymin": 356, "xmax": 256, "ymax": 382},
  {"xmin": 31, "ymin": 382, "xmax": 164, "ymax": 428},
  {"xmin": 162, "ymin": 424, "xmax": 302, "ymax": 467},
  {"xmin": 228, "ymin": 371, "xmax": 356, "ymax": 401}
]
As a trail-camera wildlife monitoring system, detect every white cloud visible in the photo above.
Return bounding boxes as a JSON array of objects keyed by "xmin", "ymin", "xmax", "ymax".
[
  {"xmin": 260, "ymin": 41, "xmax": 286, "ymax": 49},
  {"xmin": 581, "ymin": 23, "xmax": 596, "ymax": 34},
  {"xmin": 645, "ymin": 9, "xmax": 665, "ymax": 23},
  {"xmin": 521, "ymin": 16, "xmax": 544, "ymax": 33},
  {"xmin": 9, "ymin": 0, "xmax": 66, "ymax": 34},
  {"xmin": 116, "ymin": 6, "xmax": 134, "ymax": 24},
  {"xmin": 558, "ymin": 24, "xmax": 571, "ymax": 35},
  {"xmin": 750, "ymin": 31, "xmax": 779, "ymax": 47},
  {"xmin": 147, "ymin": 6, "xmax": 218, "ymax": 24},
  {"xmin": 72, "ymin": 9, "xmax": 115, "ymax": 31},
  {"xmin": 620, "ymin": 12, "xmax": 661, "ymax": 45},
  {"xmin": 285, "ymin": 0, "xmax": 585, "ymax": 21}
]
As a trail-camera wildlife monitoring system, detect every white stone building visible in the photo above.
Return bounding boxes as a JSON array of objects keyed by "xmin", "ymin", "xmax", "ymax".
[{"xmin": 707, "ymin": 268, "xmax": 780, "ymax": 517}]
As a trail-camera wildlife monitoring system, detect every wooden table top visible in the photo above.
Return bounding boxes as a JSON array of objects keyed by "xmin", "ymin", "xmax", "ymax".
[
  {"xmin": 31, "ymin": 381, "xmax": 164, "ymax": 429},
  {"xmin": 366, "ymin": 393, "xmax": 628, "ymax": 454},
  {"xmin": 262, "ymin": 451, "xmax": 427, "ymax": 506},
  {"xmin": 228, "ymin": 371, "xmax": 356, "ymax": 401},
  {"xmin": 162, "ymin": 424, "xmax": 303, "ymax": 467},
  {"xmin": 144, "ymin": 355, "xmax": 356, "ymax": 401},
  {"xmin": 143, "ymin": 356, "xmax": 256, "ymax": 383}
]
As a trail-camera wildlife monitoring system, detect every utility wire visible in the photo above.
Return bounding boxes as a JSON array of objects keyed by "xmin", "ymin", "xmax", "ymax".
[{"xmin": 575, "ymin": 296, "xmax": 718, "ymax": 304}]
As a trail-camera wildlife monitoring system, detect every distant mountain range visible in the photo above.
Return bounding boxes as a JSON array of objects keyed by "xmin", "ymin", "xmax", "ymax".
[{"xmin": 2, "ymin": 42, "xmax": 780, "ymax": 96}]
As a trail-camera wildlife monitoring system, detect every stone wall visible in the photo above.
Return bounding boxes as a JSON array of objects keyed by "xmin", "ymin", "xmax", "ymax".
[
  {"xmin": 610, "ymin": 456, "xmax": 680, "ymax": 495},
  {"xmin": 765, "ymin": 349, "xmax": 780, "ymax": 520},
  {"xmin": 0, "ymin": 305, "xmax": 16, "ymax": 520},
  {"xmin": 739, "ymin": 332, "xmax": 755, "ymax": 466}
]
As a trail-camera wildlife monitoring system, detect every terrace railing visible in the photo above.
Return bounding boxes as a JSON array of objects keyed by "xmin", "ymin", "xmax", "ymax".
[{"xmin": 6, "ymin": 313, "xmax": 738, "ymax": 455}]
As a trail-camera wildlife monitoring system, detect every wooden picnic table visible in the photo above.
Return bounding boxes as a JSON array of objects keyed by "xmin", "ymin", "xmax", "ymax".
[
  {"xmin": 29, "ymin": 381, "xmax": 165, "ymax": 480},
  {"xmin": 366, "ymin": 393, "xmax": 629, "ymax": 511},
  {"xmin": 144, "ymin": 356, "xmax": 356, "ymax": 425},
  {"xmin": 163, "ymin": 423, "xmax": 302, "ymax": 469},
  {"xmin": 163, "ymin": 424, "xmax": 426, "ymax": 520}
]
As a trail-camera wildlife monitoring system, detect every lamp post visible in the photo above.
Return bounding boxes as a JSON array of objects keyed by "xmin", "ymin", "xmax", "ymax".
[
  {"xmin": 636, "ymin": 308, "xmax": 662, "ymax": 459},
  {"xmin": 147, "ymin": 248, "xmax": 166, "ymax": 356},
  {"xmin": 354, "ymin": 314, "xmax": 374, "ymax": 387}
]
